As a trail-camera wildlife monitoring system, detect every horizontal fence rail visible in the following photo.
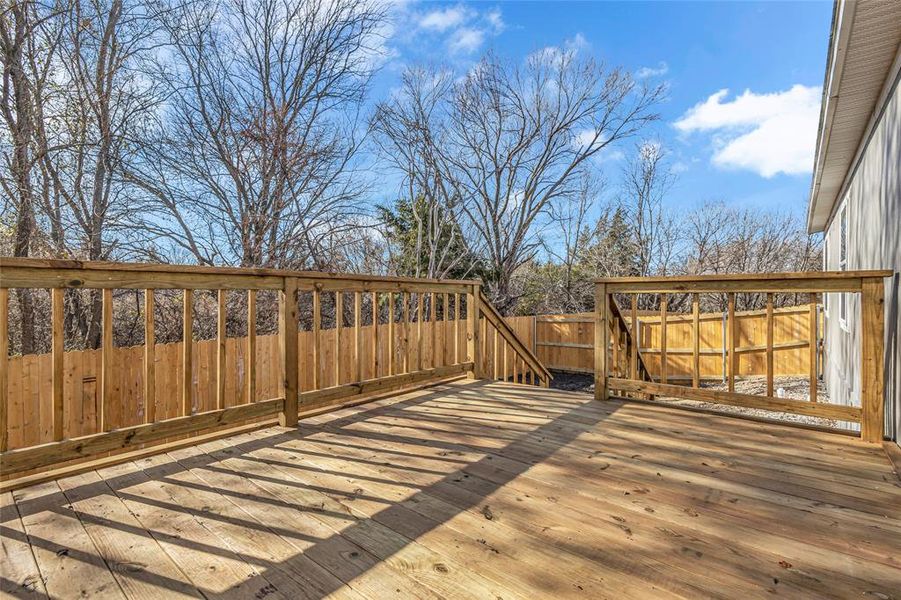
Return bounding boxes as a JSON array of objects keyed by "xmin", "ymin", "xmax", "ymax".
[
  {"xmin": 593, "ymin": 271, "xmax": 890, "ymax": 443},
  {"xmin": 0, "ymin": 258, "xmax": 548, "ymax": 483}
]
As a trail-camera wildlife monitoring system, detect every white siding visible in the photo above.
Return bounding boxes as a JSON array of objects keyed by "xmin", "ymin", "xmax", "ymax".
[{"xmin": 822, "ymin": 71, "xmax": 901, "ymax": 443}]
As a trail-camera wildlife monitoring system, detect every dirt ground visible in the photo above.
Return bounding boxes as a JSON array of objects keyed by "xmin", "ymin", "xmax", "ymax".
[{"xmin": 549, "ymin": 371, "xmax": 847, "ymax": 429}]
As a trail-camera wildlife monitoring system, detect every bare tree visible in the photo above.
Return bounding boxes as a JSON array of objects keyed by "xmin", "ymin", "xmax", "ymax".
[
  {"xmin": 371, "ymin": 67, "xmax": 480, "ymax": 279},
  {"xmin": 621, "ymin": 142, "xmax": 677, "ymax": 274},
  {"xmin": 374, "ymin": 50, "xmax": 662, "ymax": 313},
  {"xmin": 683, "ymin": 200, "xmax": 822, "ymax": 310},
  {"xmin": 125, "ymin": 0, "xmax": 386, "ymax": 270},
  {"xmin": 543, "ymin": 172, "xmax": 601, "ymax": 311},
  {"xmin": 1, "ymin": 0, "xmax": 49, "ymax": 353},
  {"xmin": 446, "ymin": 53, "xmax": 662, "ymax": 313},
  {"xmin": 2, "ymin": 0, "xmax": 169, "ymax": 349}
]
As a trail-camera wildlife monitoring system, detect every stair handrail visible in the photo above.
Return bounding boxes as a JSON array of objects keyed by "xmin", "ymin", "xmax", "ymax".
[
  {"xmin": 608, "ymin": 298, "xmax": 651, "ymax": 381},
  {"xmin": 478, "ymin": 291, "xmax": 553, "ymax": 386}
]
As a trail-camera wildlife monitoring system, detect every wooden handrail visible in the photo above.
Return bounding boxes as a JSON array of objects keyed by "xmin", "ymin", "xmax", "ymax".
[
  {"xmin": 0, "ymin": 257, "xmax": 481, "ymax": 287},
  {"xmin": 597, "ymin": 270, "xmax": 893, "ymax": 284},
  {"xmin": 478, "ymin": 291, "xmax": 552, "ymax": 385},
  {"xmin": 598, "ymin": 270, "xmax": 893, "ymax": 293}
]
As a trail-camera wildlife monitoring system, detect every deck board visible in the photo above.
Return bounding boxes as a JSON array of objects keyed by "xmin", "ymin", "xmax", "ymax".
[{"xmin": 2, "ymin": 380, "xmax": 900, "ymax": 599}]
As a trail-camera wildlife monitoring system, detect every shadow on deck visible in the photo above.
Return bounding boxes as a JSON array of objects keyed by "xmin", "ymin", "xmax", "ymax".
[{"xmin": 2, "ymin": 380, "xmax": 900, "ymax": 599}]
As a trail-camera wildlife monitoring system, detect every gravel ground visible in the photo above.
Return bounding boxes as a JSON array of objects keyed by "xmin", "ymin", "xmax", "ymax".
[{"xmin": 549, "ymin": 371, "xmax": 848, "ymax": 429}]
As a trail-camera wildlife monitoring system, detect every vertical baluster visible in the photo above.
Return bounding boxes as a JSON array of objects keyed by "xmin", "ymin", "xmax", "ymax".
[
  {"xmin": 443, "ymin": 292, "xmax": 450, "ymax": 366},
  {"xmin": 692, "ymin": 293, "xmax": 700, "ymax": 389},
  {"xmin": 403, "ymin": 291, "xmax": 410, "ymax": 373},
  {"xmin": 0, "ymin": 288, "xmax": 7, "ymax": 451},
  {"xmin": 502, "ymin": 339, "xmax": 508, "ymax": 382},
  {"xmin": 388, "ymin": 292, "xmax": 395, "ymax": 376},
  {"xmin": 417, "ymin": 293, "xmax": 424, "ymax": 372},
  {"xmin": 51, "ymin": 288, "xmax": 64, "ymax": 441},
  {"xmin": 727, "ymin": 292, "xmax": 736, "ymax": 392},
  {"xmin": 482, "ymin": 315, "xmax": 489, "ymax": 377},
  {"xmin": 809, "ymin": 293, "xmax": 818, "ymax": 402},
  {"xmin": 630, "ymin": 295, "xmax": 638, "ymax": 381},
  {"xmin": 766, "ymin": 293, "xmax": 774, "ymax": 397},
  {"xmin": 612, "ymin": 315, "xmax": 620, "ymax": 379},
  {"xmin": 247, "ymin": 290, "xmax": 256, "ymax": 403},
  {"xmin": 512, "ymin": 352, "xmax": 518, "ymax": 383},
  {"xmin": 335, "ymin": 291, "xmax": 343, "ymax": 386},
  {"xmin": 355, "ymin": 291, "xmax": 363, "ymax": 383},
  {"xmin": 279, "ymin": 278, "xmax": 299, "ymax": 427},
  {"xmin": 144, "ymin": 290, "xmax": 156, "ymax": 422},
  {"xmin": 493, "ymin": 326, "xmax": 499, "ymax": 380},
  {"xmin": 454, "ymin": 293, "xmax": 460, "ymax": 364},
  {"xmin": 182, "ymin": 289, "xmax": 193, "ymax": 416},
  {"xmin": 217, "ymin": 289, "xmax": 227, "ymax": 410},
  {"xmin": 431, "ymin": 292, "xmax": 438, "ymax": 368},
  {"xmin": 312, "ymin": 287, "xmax": 321, "ymax": 389},
  {"xmin": 659, "ymin": 293, "xmax": 667, "ymax": 385},
  {"xmin": 101, "ymin": 288, "xmax": 114, "ymax": 429},
  {"xmin": 371, "ymin": 291, "xmax": 379, "ymax": 379}
]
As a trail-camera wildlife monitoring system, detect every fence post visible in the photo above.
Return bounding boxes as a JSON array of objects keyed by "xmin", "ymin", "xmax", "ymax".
[
  {"xmin": 279, "ymin": 277, "xmax": 299, "ymax": 427},
  {"xmin": 467, "ymin": 284, "xmax": 481, "ymax": 379},
  {"xmin": 594, "ymin": 283, "xmax": 608, "ymax": 400},
  {"xmin": 860, "ymin": 277, "xmax": 885, "ymax": 443}
]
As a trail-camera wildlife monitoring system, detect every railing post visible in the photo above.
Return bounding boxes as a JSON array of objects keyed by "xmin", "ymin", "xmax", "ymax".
[
  {"xmin": 860, "ymin": 277, "xmax": 885, "ymax": 443},
  {"xmin": 279, "ymin": 277, "xmax": 299, "ymax": 427},
  {"xmin": 0, "ymin": 288, "xmax": 7, "ymax": 452},
  {"xmin": 595, "ymin": 283, "xmax": 608, "ymax": 400},
  {"xmin": 467, "ymin": 284, "xmax": 481, "ymax": 379}
]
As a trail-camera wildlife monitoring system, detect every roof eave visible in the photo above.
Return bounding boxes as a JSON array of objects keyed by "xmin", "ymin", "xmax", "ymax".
[{"xmin": 806, "ymin": 0, "xmax": 853, "ymax": 234}]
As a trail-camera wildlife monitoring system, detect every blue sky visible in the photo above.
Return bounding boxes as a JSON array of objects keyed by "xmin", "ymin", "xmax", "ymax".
[{"xmin": 370, "ymin": 0, "xmax": 834, "ymax": 218}]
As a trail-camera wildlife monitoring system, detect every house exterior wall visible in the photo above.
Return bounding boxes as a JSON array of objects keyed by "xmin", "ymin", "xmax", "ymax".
[{"xmin": 821, "ymin": 72, "xmax": 900, "ymax": 444}]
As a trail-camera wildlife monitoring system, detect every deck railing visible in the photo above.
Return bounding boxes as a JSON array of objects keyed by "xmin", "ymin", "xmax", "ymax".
[
  {"xmin": 594, "ymin": 271, "xmax": 891, "ymax": 443},
  {"xmin": 0, "ymin": 259, "xmax": 548, "ymax": 482}
]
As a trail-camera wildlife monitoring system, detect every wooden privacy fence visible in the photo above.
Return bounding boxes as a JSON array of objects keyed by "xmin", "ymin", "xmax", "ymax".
[
  {"xmin": 0, "ymin": 259, "xmax": 549, "ymax": 484},
  {"xmin": 508, "ymin": 304, "xmax": 823, "ymax": 381},
  {"xmin": 592, "ymin": 271, "xmax": 890, "ymax": 443}
]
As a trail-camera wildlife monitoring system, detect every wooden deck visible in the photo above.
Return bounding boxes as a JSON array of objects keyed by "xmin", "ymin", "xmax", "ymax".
[{"xmin": 2, "ymin": 380, "xmax": 900, "ymax": 599}]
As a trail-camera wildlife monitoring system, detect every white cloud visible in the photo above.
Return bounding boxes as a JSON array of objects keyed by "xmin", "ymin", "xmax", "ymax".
[
  {"xmin": 573, "ymin": 128, "xmax": 599, "ymax": 149},
  {"xmin": 528, "ymin": 33, "xmax": 590, "ymax": 68},
  {"xmin": 404, "ymin": 4, "xmax": 505, "ymax": 58},
  {"xmin": 674, "ymin": 84, "xmax": 820, "ymax": 178},
  {"xmin": 486, "ymin": 9, "xmax": 505, "ymax": 33},
  {"xmin": 636, "ymin": 61, "xmax": 668, "ymax": 79},
  {"xmin": 419, "ymin": 6, "xmax": 470, "ymax": 32},
  {"xmin": 565, "ymin": 33, "xmax": 589, "ymax": 53},
  {"xmin": 448, "ymin": 27, "xmax": 485, "ymax": 55}
]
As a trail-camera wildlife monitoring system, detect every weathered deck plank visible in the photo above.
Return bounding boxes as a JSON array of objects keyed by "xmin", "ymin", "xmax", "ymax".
[{"xmin": 2, "ymin": 380, "xmax": 899, "ymax": 599}]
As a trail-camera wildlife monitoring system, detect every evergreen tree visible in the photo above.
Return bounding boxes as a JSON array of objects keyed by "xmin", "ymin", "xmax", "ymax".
[
  {"xmin": 376, "ymin": 196, "xmax": 480, "ymax": 280},
  {"xmin": 580, "ymin": 205, "xmax": 639, "ymax": 277}
]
